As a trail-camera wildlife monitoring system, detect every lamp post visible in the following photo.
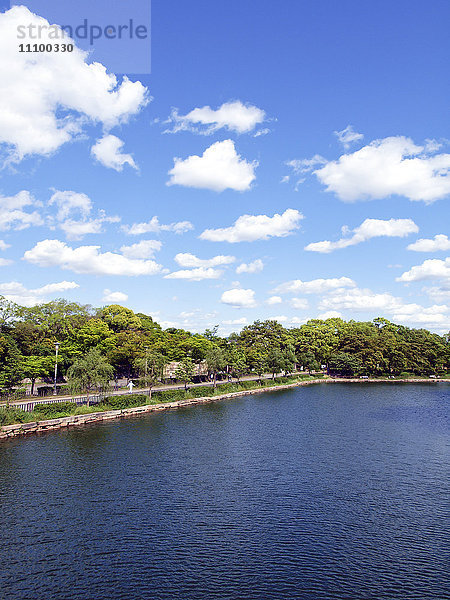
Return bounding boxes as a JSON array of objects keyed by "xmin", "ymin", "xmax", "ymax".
[{"xmin": 53, "ymin": 342, "xmax": 60, "ymax": 395}]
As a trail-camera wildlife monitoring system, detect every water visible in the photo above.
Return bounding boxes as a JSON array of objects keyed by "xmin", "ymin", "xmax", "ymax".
[{"xmin": 0, "ymin": 383, "xmax": 449, "ymax": 600}]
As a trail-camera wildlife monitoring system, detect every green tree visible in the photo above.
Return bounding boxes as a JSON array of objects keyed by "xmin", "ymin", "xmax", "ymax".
[
  {"xmin": 134, "ymin": 350, "xmax": 167, "ymax": 400},
  {"xmin": 0, "ymin": 334, "xmax": 23, "ymax": 399},
  {"xmin": 205, "ymin": 346, "xmax": 226, "ymax": 388},
  {"xmin": 328, "ymin": 352, "xmax": 362, "ymax": 376},
  {"xmin": 228, "ymin": 347, "xmax": 247, "ymax": 382},
  {"xmin": 267, "ymin": 347, "xmax": 285, "ymax": 379},
  {"xmin": 174, "ymin": 357, "xmax": 195, "ymax": 391},
  {"xmin": 22, "ymin": 355, "xmax": 53, "ymax": 395},
  {"xmin": 282, "ymin": 344, "xmax": 297, "ymax": 375},
  {"xmin": 297, "ymin": 350, "xmax": 320, "ymax": 374},
  {"xmin": 66, "ymin": 349, "xmax": 114, "ymax": 405},
  {"xmin": 99, "ymin": 304, "xmax": 142, "ymax": 333}
]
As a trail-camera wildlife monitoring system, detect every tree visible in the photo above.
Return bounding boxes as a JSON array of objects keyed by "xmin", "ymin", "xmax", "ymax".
[
  {"xmin": 22, "ymin": 355, "xmax": 53, "ymax": 395},
  {"xmin": 267, "ymin": 347, "xmax": 285, "ymax": 379},
  {"xmin": 0, "ymin": 296, "xmax": 19, "ymax": 332},
  {"xmin": 0, "ymin": 334, "xmax": 23, "ymax": 400},
  {"xmin": 174, "ymin": 358, "xmax": 195, "ymax": 391},
  {"xmin": 297, "ymin": 350, "xmax": 319, "ymax": 374},
  {"xmin": 205, "ymin": 346, "xmax": 226, "ymax": 388},
  {"xmin": 228, "ymin": 347, "xmax": 247, "ymax": 382},
  {"xmin": 282, "ymin": 344, "xmax": 297, "ymax": 375},
  {"xmin": 134, "ymin": 350, "xmax": 167, "ymax": 400},
  {"xmin": 328, "ymin": 352, "xmax": 362, "ymax": 377},
  {"xmin": 99, "ymin": 304, "xmax": 142, "ymax": 333},
  {"xmin": 66, "ymin": 349, "xmax": 114, "ymax": 405}
]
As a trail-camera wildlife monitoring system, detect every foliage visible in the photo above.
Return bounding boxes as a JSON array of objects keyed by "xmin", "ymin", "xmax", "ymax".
[
  {"xmin": 66, "ymin": 349, "xmax": 114, "ymax": 403},
  {"xmin": 0, "ymin": 334, "xmax": 24, "ymax": 392},
  {"xmin": 174, "ymin": 357, "xmax": 195, "ymax": 390},
  {"xmin": 0, "ymin": 295, "xmax": 446, "ymax": 398},
  {"xmin": 0, "ymin": 406, "xmax": 33, "ymax": 425},
  {"xmin": 101, "ymin": 394, "xmax": 147, "ymax": 409},
  {"xmin": 33, "ymin": 402, "xmax": 77, "ymax": 418},
  {"xmin": 205, "ymin": 346, "xmax": 226, "ymax": 387}
]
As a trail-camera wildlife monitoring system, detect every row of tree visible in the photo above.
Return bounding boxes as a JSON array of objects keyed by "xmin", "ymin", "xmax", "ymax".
[{"xmin": 0, "ymin": 296, "xmax": 448, "ymax": 394}]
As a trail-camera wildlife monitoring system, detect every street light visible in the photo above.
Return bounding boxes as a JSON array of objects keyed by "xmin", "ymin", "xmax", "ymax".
[{"xmin": 53, "ymin": 342, "xmax": 60, "ymax": 395}]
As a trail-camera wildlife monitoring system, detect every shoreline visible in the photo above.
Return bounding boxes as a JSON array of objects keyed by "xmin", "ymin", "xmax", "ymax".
[{"xmin": 1, "ymin": 377, "xmax": 448, "ymax": 441}]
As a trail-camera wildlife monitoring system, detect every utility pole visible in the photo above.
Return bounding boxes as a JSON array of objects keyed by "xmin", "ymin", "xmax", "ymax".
[{"xmin": 53, "ymin": 342, "xmax": 60, "ymax": 395}]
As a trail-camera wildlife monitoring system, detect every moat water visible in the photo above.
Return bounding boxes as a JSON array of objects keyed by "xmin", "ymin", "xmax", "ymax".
[{"xmin": 0, "ymin": 383, "xmax": 448, "ymax": 599}]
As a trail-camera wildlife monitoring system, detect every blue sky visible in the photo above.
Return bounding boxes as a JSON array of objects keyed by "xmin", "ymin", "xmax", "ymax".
[{"xmin": 0, "ymin": 0, "xmax": 449, "ymax": 333}]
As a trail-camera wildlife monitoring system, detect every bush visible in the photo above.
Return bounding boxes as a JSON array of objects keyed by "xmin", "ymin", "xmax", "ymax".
[
  {"xmin": 100, "ymin": 394, "xmax": 147, "ymax": 409},
  {"xmin": 0, "ymin": 407, "xmax": 32, "ymax": 426},
  {"xmin": 152, "ymin": 389, "xmax": 186, "ymax": 403},
  {"xmin": 33, "ymin": 401, "xmax": 77, "ymax": 418}
]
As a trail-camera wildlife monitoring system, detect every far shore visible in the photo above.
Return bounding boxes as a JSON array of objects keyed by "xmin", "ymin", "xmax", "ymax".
[{"xmin": 1, "ymin": 376, "xmax": 448, "ymax": 442}]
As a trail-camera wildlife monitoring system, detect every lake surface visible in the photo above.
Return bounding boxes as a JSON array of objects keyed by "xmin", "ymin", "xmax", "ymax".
[{"xmin": 0, "ymin": 383, "xmax": 449, "ymax": 600}]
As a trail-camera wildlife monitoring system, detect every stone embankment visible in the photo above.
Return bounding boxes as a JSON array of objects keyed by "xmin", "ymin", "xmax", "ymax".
[{"xmin": 1, "ymin": 378, "xmax": 447, "ymax": 440}]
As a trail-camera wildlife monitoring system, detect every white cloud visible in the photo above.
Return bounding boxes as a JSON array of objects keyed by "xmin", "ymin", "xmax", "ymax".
[
  {"xmin": 164, "ymin": 267, "xmax": 223, "ymax": 281},
  {"xmin": 167, "ymin": 140, "xmax": 257, "ymax": 192},
  {"xmin": 58, "ymin": 217, "xmax": 120, "ymax": 240},
  {"xmin": 0, "ymin": 239, "xmax": 11, "ymax": 265},
  {"xmin": 221, "ymin": 288, "xmax": 256, "ymax": 308},
  {"xmin": 287, "ymin": 155, "xmax": 327, "ymax": 174},
  {"xmin": 23, "ymin": 239, "xmax": 163, "ymax": 276},
  {"xmin": 397, "ymin": 257, "xmax": 450, "ymax": 283},
  {"xmin": 390, "ymin": 303, "xmax": 449, "ymax": 326},
  {"xmin": 164, "ymin": 100, "xmax": 266, "ymax": 135},
  {"xmin": 425, "ymin": 286, "xmax": 450, "ymax": 303},
  {"xmin": 289, "ymin": 316, "xmax": 307, "ymax": 325},
  {"xmin": 267, "ymin": 315, "xmax": 288, "ymax": 323},
  {"xmin": 91, "ymin": 135, "xmax": 137, "ymax": 171},
  {"xmin": 236, "ymin": 259, "xmax": 264, "ymax": 274},
  {"xmin": 317, "ymin": 286, "xmax": 450, "ymax": 329},
  {"xmin": 334, "ymin": 125, "xmax": 364, "ymax": 149},
  {"xmin": 102, "ymin": 289, "xmax": 128, "ymax": 303},
  {"xmin": 0, "ymin": 191, "xmax": 43, "ymax": 230},
  {"xmin": 290, "ymin": 298, "xmax": 309, "ymax": 309},
  {"xmin": 49, "ymin": 190, "xmax": 91, "ymax": 220},
  {"xmin": 0, "ymin": 280, "xmax": 78, "ymax": 306},
  {"xmin": 223, "ymin": 317, "xmax": 248, "ymax": 325},
  {"xmin": 318, "ymin": 287, "xmax": 401, "ymax": 312},
  {"xmin": 123, "ymin": 216, "xmax": 193, "ymax": 236},
  {"xmin": 48, "ymin": 190, "xmax": 120, "ymax": 240},
  {"xmin": 266, "ymin": 296, "xmax": 282, "ymax": 305},
  {"xmin": 305, "ymin": 218, "xmax": 418, "ymax": 253},
  {"xmin": 120, "ymin": 240, "xmax": 162, "ymax": 259},
  {"xmin": 314, "ymin": 136, "xmax": 450, "ymax": 203},
  {"xmin": 407, "ymin": 234, "xmax": 450, "ymax": 252},
  {"xmin": 0, "ymin": 6, "xmax": 148, "ymax": 162},
  {"xmin": 273, "ymin": 276, "xmax": 356, "ymax": 295},
  {"xmin": 200, "ymin": 208, "xmax": 303, "ymax": 243},
  {"xmin": 318, "ymin": 310, "xmax": 343, "ymax": 319},
  {"xmin": 174, "ymin": 253, "xmax": 235, "ymax": 268}
]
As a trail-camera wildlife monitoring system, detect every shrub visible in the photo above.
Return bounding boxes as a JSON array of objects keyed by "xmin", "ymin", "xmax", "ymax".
[
  {"xmin": 100, "ymin": 394, "xmax": 147, "ymax": 409},
  {"xmin": 33, "ymin": 401, "xmax": 77, "ymax": 418},
  {"xmin": 0, "ymin": 407, "xmax": 32, "ymax": 426},
  {"xmin": 152, "ymin": 389, "xmax": 186, "ymax": 403}
]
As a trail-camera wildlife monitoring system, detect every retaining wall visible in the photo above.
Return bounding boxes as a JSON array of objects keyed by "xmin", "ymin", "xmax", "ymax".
[{"xmin": 1, "ymin": 378, "xmax": 447, "ymax": 441}]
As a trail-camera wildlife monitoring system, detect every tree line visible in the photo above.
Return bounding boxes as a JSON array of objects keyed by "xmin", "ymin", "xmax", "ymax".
[{"xmin": 0, "ymin": 297, "xmax": 448, "ymax": 395}]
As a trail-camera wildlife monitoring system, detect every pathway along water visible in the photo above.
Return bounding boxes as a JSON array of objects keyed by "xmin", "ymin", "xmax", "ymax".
[{"xmin": 0, "ymin": 382, "xmax": 448, "ymax": 600}]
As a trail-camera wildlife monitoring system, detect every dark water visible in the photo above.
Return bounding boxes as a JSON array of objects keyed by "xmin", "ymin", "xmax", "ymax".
[{"xmin": 0, "ymin": 383, "xmax": 449, "ymax": 600}]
